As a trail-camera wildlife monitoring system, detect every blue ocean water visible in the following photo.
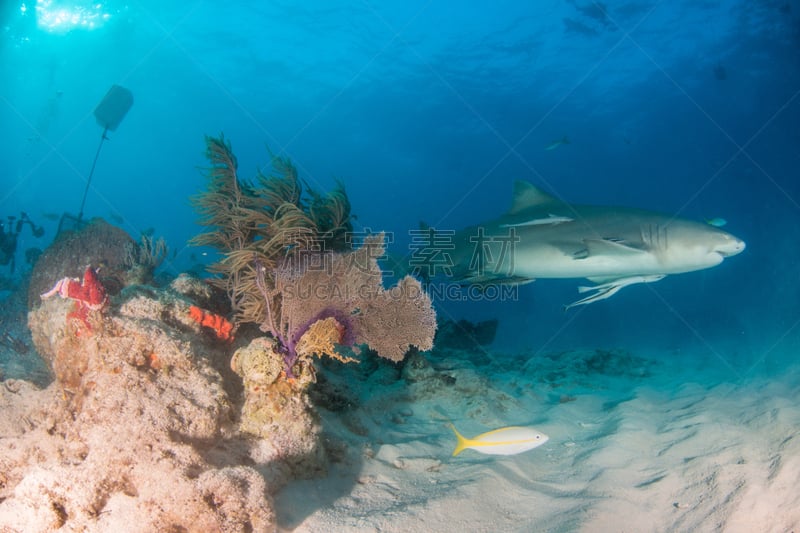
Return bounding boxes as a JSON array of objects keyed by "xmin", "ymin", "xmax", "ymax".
[
  {"xmin": 1, "ymin": 4, "xmax": 798, "ymax": 384},
  {"xmin": 3, "ymin": 1, "xmax": 798, "ymax": 378}
]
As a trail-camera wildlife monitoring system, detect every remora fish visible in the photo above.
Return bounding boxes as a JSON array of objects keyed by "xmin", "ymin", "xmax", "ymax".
[
  {"xmin": 445, "ymin": 181, "xmax": 745, "ymax": 308},
  {"xmin": 450, "ymin": 424, "xmax": 549, "ymax": 456},
  {"xmin": 500, "ymin": 213, "xmax": 574, "ymax": 227}
]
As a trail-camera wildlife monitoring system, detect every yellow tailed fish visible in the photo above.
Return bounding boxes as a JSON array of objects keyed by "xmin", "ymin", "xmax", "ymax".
[{"xmin": 449, "ymin": 424, "xmax": 549, "ymax": 456}]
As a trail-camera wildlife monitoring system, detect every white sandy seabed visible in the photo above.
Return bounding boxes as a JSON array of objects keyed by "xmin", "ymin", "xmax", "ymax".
[{"xmin": 275, "ymin": 347, "xmax": 800, "ymax": 533}]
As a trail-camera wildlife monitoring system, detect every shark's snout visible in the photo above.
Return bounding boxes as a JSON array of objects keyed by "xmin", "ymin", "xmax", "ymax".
[{"xmin": 715, "ymin": 235, "xmax": 746, "ymax": 257}]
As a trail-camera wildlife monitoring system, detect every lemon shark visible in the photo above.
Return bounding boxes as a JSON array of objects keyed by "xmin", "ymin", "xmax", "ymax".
[{"xmin": 444, "ymin": 181, "xmax": 745, "ymax": 309}]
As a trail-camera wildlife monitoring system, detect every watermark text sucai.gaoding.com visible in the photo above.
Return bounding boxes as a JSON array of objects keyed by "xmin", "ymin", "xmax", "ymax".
[
  {"xmin": 424, "ymin": 282, "xmax": 519, "ymax": 302},
  {"xmin": 280, "ymin": 280, "xmax": 519, "ymax": 303},
  {"xmin": 274, "ymin": 228, "xmax": 522, "ymax": 302}
]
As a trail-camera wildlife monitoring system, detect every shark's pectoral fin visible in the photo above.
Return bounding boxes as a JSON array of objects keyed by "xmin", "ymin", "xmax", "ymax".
[
  {"xmin": 583, "ymin": 238, "xmax": 647, "ymax": 257},
  {"xmin": 548, "ymin": 241, "xmax": 587, "ymax": 258}
]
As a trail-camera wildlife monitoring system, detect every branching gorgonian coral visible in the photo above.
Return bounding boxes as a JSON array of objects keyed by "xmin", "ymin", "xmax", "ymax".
[{"xmin": 190, "ymin": 134, "xmax": 352, "ymax": 324}]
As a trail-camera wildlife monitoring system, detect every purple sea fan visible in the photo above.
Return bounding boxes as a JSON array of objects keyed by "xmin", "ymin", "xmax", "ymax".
[{"xmin": 255, "ymin": 233, "xmax": 436, "ymax": 373}]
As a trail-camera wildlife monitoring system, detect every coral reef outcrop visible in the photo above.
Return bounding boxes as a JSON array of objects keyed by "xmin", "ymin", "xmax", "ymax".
[
  {"xmin": 227, "ymin": 234, "xmax": 437, "ymax": 485},
  {"xmin": 189, "ymin": 136, "xmax": 437, "ymax": 474},
  {"xmin": 1, "ymin": 134, "xmax": 441, "ymax": 531},
  {"xmin": 0, "ymin": 278, "xmax": 288, "ymax": 531}
]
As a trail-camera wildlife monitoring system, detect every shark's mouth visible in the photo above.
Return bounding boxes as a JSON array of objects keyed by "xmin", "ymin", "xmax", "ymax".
[{"xmin": 716, "ymin": 239, "xmax": 746, "ymax": 257}]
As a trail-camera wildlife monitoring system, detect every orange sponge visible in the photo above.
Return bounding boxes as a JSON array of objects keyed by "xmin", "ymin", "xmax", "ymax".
[{"xmin": 189, "ymin": 305, "xmax": 234, "ymax": 342}]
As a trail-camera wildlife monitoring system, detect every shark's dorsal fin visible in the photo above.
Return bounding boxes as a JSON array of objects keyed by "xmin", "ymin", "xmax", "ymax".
[{"xmin": 508, "ymin": 181, "xmax": 560, "ymax": 214}]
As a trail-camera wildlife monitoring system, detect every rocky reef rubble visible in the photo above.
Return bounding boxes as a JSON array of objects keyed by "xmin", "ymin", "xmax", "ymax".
[{"xmin": 0, "ymin": 273, "xmax": 294, "ymax": 532}]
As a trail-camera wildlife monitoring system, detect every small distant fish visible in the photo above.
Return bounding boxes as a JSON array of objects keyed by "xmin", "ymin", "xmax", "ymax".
[
  {"xmin": 141, "ymin": 227, "xmax": 155, "ymax": 237},
  {"xmin": 449, "ymin": 424, "xmax": 549, "ymax": 456},
  {"xmin": 108, "ymin": 212, "xmax": 124, "ymax": 224},
  {"xmin": 41, "ymin": 212, "xmax": 60, "ymax": 221},
  {"xmin": 705, "ymin": 217, "xmax": 727, "ymax": 227},
  {"xmin": 545, "ymin": 136, "xmax": 570, "ymax": 151}
]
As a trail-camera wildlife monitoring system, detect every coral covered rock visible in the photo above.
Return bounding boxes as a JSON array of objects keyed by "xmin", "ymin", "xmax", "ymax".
[
  {"xmin": 0, "ymin": 283, "xmax": 281, "ymax": 532},
  {"xmin": 170, "ymin": 272, "xmax": 216, "ymax": 308},
  {"xmin": 231, "ymin": 337, "xmax": 325, "ymax": 481}
]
